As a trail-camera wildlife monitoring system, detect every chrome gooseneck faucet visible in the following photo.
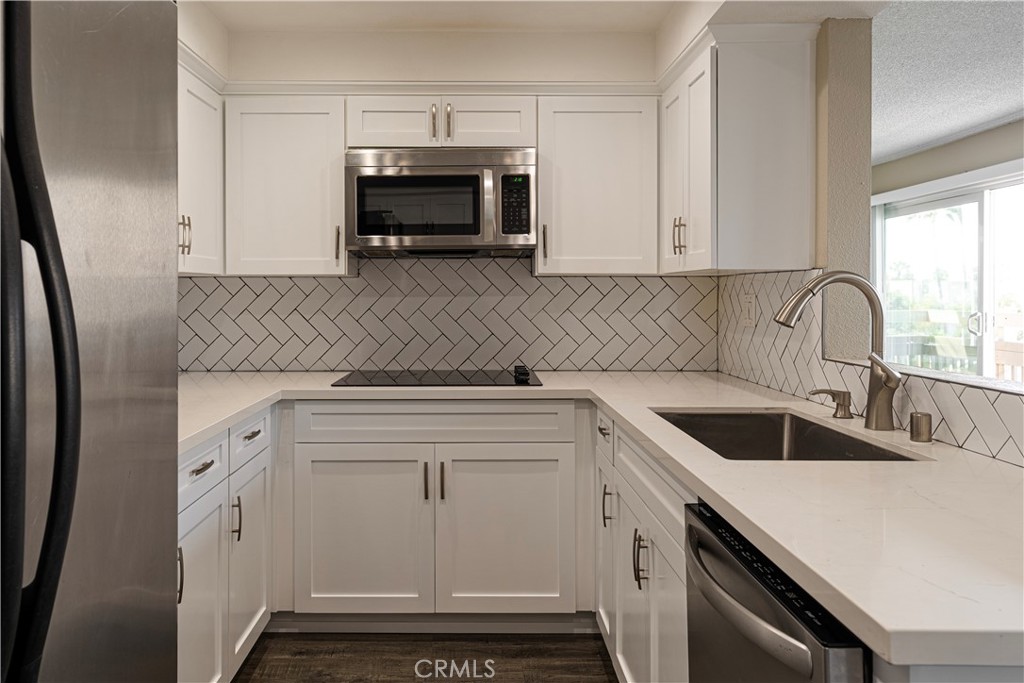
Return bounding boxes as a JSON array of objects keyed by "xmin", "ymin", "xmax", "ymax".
[{"xmin": 773, "ymin": 271, "xmax": 902, "ymax": 430}]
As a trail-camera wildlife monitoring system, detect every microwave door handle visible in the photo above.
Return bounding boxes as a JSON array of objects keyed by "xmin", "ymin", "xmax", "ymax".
[{"xmin": 482, "ymin": 169, "xmax": 496, "ymax": 241}]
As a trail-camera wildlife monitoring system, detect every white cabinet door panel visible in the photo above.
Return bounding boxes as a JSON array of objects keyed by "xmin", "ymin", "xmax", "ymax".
[
  {"xmin": 651, "ymin": 528, "xmax": 689, "ymax": 683},
  {"xmin": 435, "ymin": 443, "xmax": 575, "ymax": 613},
  {"xmin": 596, "ymin": 453, "xmax": 617, "ymax": 643},
  {"xmin": 659, "ymin": 78, "xmax": 686, "ymax": 274},
  {"xmin": 177, "ymin": 479, "xmax": 230, "ymax": 683},
  {"xmin": 347, "ymin": 95, "xmax": 441, "ymax": 147},
  {"xmin": 227, "ymin": 449, "xmax": 271, "ymax": 677},
  {"xmin": 680, "ymin": 48, "xmax": 715, "ymax": 272},
  {"xmin": 294, "ymin": 443, "xmax": 435, "ymax": 613},
  {"xmin": 537, "ymin": 97, "xmax": 658, "ymax": 275},
  {"xmin": 614, "ymin": 477, "xmax": 651, "ymax": 683},
  {"xmin": 443, "ymin": 96, "xmax": 537, "ymax": 147},
  {"xmin": 225, "ymin": 96, "xmax": 347, "ymax": 275},
  {"xmin": 178, "ymin": 66, "xmax": 224, "ymax": 275}
]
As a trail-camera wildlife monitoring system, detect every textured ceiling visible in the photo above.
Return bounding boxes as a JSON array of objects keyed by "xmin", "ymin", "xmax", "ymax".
[{"xmin": 872, "ymin": 0, "xmax": 1024, "ymax": 164}]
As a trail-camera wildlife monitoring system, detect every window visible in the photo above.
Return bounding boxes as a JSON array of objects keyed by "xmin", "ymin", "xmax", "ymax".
[{"xmin": 872, "ymin": 161, "xmax": 1024, "ymax": 383}]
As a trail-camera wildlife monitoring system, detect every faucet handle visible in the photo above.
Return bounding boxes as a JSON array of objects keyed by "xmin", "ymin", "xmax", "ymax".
[{"xmin": 809, "ymin": 389, "xmax": 853, "ymax": 419}]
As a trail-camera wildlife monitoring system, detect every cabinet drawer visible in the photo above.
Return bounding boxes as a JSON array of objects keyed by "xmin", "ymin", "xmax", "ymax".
[
  {"xmin": 295, "ymin": 400, "xmax": 575, "ymax": 443},
  {"xmin": 229, "ymin": 408, "xmax": 271, "ymax": 472},
  {"xmin": 178, "ymin": 431, "xmax": 229, "ymax": 513},
  {"xmin": 595, "ymin": 409, "xmax": 614, "ymax": 462},
  {"xmin": 615, "ymin": 430, "xmax": 696, "ymax": 548}
]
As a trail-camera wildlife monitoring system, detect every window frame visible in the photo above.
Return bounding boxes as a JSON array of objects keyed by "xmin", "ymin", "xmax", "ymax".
[{"xmin": 870, "ymin": 159, "xmax": 1024, "ymax": 381}]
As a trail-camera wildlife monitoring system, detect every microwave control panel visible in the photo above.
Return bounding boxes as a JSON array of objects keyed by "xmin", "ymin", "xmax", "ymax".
[{"xmin": 500, "ymin": 175, "xmax": 531, "ymax": 235}]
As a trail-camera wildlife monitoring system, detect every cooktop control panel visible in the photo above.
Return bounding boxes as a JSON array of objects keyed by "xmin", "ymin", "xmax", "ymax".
[{"xmin": 500, "ymin": 174, "xmax": 531, "ymax": 235}]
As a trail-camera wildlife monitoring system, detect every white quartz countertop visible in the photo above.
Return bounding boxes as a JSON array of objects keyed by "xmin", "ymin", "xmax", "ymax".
[{"xmin": 178, "ymin": 371, "xmax": 1024, "ymax": 667}]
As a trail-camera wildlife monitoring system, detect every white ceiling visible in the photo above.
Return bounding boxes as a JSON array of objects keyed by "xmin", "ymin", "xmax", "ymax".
[
  {"xmin": 206, "ymin": 1, "xmax": 676, "ymax": 33},
  {"xmin": 872, "ymin": 0, "xmax": 1024, "ymax": 164}
]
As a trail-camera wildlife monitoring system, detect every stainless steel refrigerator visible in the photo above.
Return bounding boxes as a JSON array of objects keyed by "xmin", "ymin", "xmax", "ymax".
[{"xmin": 2, "ymin": 2, "xmax": 178, "ymax": 681}]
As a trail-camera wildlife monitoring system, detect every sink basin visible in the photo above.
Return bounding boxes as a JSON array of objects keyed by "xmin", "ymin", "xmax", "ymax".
[{"xmin": 655, "ymin": 411, "xmax": 915, "ymax": 461}]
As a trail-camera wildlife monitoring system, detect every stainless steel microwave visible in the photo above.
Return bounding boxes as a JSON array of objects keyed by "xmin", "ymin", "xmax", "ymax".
[{"xmin": 344, "ymin": 148, "xmax": 536, "ymax": 257}]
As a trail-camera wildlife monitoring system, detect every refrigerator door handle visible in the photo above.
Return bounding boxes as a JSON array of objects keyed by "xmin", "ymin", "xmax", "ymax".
[
  {"xmin": 1, "ymin": 139, "xmax": 28, "ymax": 683},
  {"xmin": 4, "ymin": 4, "xmax": 83, "ymax": 681}
]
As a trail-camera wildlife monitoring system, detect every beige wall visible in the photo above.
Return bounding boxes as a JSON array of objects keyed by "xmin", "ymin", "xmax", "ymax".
[
  {"xmin": 178, "ymin": 2, "xmax": 229, "ymax": 77},
  {"xmin": 654, "ymin": 2, "xmax": 723, "ymax": 81},
  {"xmin": 816, "ymin": 18, "xmax": 873, "ymax": 361},
  {"xmin": 872, "ymin": 120, "xmax": 1024, "ymax": 194},
  {"xmin": 227, "ymin": 31, "xmax": 655, "ymax": 84}
]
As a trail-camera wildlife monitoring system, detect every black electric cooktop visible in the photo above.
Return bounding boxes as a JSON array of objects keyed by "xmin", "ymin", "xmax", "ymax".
[{"xmin": 332, "ymin": 366, "xmax": 541, "ymax": 387}]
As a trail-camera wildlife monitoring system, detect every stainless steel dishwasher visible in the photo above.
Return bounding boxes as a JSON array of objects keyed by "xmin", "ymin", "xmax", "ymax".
[{"xmin": 685, "ymin": 503, "xmax": 868, "ymax": 683}]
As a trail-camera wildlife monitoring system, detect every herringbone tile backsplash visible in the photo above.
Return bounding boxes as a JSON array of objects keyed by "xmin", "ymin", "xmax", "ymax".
[
  {"xmin": 718, "ymin": 270, "xmax": 1024, "ymax": 467},
  {"xmin": 178, "ymin": 258, "xmax": 718, "ymax": 373}
]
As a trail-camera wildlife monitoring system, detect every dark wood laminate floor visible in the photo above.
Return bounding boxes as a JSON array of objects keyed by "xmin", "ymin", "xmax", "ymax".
[{"xmin": 233, "ymin": 633, "xmax": 617, "ymax": 683}]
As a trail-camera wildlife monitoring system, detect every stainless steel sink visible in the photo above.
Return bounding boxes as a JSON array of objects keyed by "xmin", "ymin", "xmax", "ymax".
[{"xmin": 655, "ymin": 411, "xmax": 915, "ymax": 461}]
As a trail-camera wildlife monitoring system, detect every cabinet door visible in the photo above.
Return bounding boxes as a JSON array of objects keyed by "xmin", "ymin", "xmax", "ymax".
[
  {"xmin": 595, "ymin": 454, "xmax": 617, "ymax": 643},
  {"xmin": 294, "ymin": 443, "xmax": 435, "ymax": 613},
  {"xmin": 650, "ymin": 530, "xmax": 689, "ymax": 683},
  {"xmin": 178, "ymin": 66, "xmax": 224, "ymax": 275},
  {"xmin": 537, "ymin": 97, "xmax": 658, "ymax": 275},
  {"xmin": 178, "ymin": 479, "xmax": 230, "ymax": 683},
  {"xmin": 680, "ymin": 48, "xmax": 715, "ymax": 272},
  {"xmin": 442, "ymin": 96, "xmax": 537, "ymax": 147},
  {"xmin": 225, "ymin": 96, "xmax": 347, "ymax": 275},
  {"xmin": 347, "ymin": 95, "xmax": 441, "ymax": 147},
  {"xmin": 659, "ymin": 76, "xmax": 686, "ymax": 274},
  {"xmin": 614, "ymin": 476, "xmax": 651, "ymax": 683},
  {"xmin": 435, "ymin": 443, "xmax": 575, "ymax": 613},
  {"xmin": 226, "ymin": 449, "xmax": 271, "ymax": 677}
]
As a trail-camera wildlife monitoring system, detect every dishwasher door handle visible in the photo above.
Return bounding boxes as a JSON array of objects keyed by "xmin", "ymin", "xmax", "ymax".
[{"xmin": 686, "ymin": 526, "xmax": 814, "ymax": 679}]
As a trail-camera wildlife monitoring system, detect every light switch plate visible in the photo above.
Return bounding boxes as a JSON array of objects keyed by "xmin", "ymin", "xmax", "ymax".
[{"xmin": 741, "ymin": 294, "xmax": 757, "ymax": 328}]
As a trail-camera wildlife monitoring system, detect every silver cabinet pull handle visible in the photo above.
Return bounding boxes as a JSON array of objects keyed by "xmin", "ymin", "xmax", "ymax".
[
  {"xmin": 189, "ymin": 459, "xmax": 214, "ymax": 478},
  {"xmin": 231, "ymin": 495, "xmax": 242, "ymax": 542},
  {"xmin": 633, "ymin": 528, "xmax": 648, "ymax": 590},
  {"xmin": 177, "ymin": 547, "xmax": 184, "ymax": 604},
  {"xmin": 335, "ymin": 225, "xmax": 341, "ymax": 260},
  {"xmin": 601, "ymin": 484, "xmax": 613, "ymax": 528},
  {"xmin": 431, "ymin": 103, "xmax": 438, "ymax": 140},
  {"xmin": 446, "ymin": 102, "xmax": 453, "ymax": 140},
  {"xmin": 542, "ymin": 224, "xmax": 548, "ymax": 259},
  {"xmin": 678, "ymin": 218, "xmax": 687, "ymax": 250},
  {"xmin": 178, "ymin": 215, "xmax": 188, "ymax": 255},
  {"xmin": 424, "ymin": 461, "xmax": 429, "ymax": 501},
  {"xmin": 440, "ymin": 461, "xmax": 445, "ymax": 500},
  {"xmin": 242, "ymin": 428, "xmax": 262, "ymax": 442},
  {"xmin": 597, "ymin": 424, "xmax": 610, "ymax": 439},
  {"xmin": 186, "ymin": 215, "xmax": 193, "ymax": 255},
  {"xmin": 672, "ymin": 217, "xmax": 679, "ymax": 255},
  {"xmin": 686, "ymin": 526, "xmax": 813, "ymax": 677}
]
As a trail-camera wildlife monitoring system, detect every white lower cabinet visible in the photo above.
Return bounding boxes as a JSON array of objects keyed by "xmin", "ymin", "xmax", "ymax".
[
  {"xmin": 177, "ymin": 478, "xmax": 230, "ymax": 683},
  {"xmin": 595, "ymin": 453, "xmax": 617, "ymax": 646},
  {"xmin": 604, "ymin": 429, "xmax": 694, "ymax": 683},
  {"xmin": 293, "ymin": 440, "xmax": 575, "ymax": 614},
  {"xmin": 615, "ymin": 479, "xmax": 651, "ymax": 683},
  {"xmin": 178, "ymin": 420, "xmax": 274, "ymax": 683},
  {"xmin": 226, "ymin": 449, "xmax": 272, "ymax": 674},
  {"xmin": 435, "ymin": 443, "xmax": 575, "ymax": 613},
  {"xmin": 293, "ymin": 443, "xmax": 436, "ymax": 613}
]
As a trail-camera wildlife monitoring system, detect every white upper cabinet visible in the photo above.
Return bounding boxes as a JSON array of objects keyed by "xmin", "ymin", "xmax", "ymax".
[
  {"xmin": 347, "ymin": 95, "xmax": 537, "ymax": 148},
  {"xmin": 660, "ymin": 26, "xmax": 816, "ymax": 274},
  {"xmin": 660, "ymin": 50, "xmax": 714, "ymax": 273},
  {"xmin": 225, "ymin": 96, "xmax": 349, "ymax": 275},
  {"xmin": 536, "ymin": 96, "xmax": 659, "ymax": 275},
  {"xmin": 178, "ymin": 66, "xmax": 224, "ymax": 275}
]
